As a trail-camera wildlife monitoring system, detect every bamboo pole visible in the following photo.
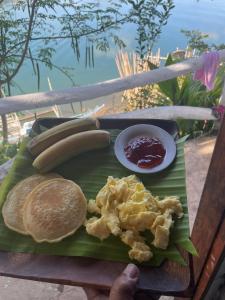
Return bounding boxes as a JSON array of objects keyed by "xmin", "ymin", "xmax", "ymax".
[
  {"xmin": 102, "ymin": 106, "xmax": 217, "ymax": 121},
  {"xmin": 1, "ymin": 50, "xmax": 225, "ymax": 115}
]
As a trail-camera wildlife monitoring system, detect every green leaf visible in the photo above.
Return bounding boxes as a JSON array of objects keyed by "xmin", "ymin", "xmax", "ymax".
[
  {"xmin": 0, "ymin": 129, "xmax": 193, "ymax": 267},
  {"xmin": 158, "ymin": 54, "xmax": 180, "ymax": 102},
  {"xmin": 177, "ymin": 239, "xmax": 198, "ymax": 257}
]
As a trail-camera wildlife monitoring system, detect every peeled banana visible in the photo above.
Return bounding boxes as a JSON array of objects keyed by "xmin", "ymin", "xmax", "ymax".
[
  {"xmin": 27, "ymin": 118, "xmax": 98, "ymax": 156},
  {"xmin": 32, "ymin": 130, "xmax": 110, "ymax": 173}
]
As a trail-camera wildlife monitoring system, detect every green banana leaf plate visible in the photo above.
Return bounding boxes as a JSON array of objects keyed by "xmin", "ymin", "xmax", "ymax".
[{"xmin": 0, "ymin": 118, "xmax": 197, "ymax": 267}]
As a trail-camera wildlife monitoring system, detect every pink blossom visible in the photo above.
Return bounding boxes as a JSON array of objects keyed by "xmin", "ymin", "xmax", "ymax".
[{"xmin": 193, "ymin": 51, "xmax": 220, "ymax": 91}]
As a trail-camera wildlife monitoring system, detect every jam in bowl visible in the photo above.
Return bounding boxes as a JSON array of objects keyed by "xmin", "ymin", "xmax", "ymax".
[
  {"xmin": 114, "ymin": 124, "xmax": 176, "ymax": 174},
  {"xmin": 124, "ymin": 136, "xmax": 166, "ymax": 169}
]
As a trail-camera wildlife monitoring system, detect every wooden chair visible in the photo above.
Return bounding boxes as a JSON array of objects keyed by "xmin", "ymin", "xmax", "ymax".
[{"xmin": 0, "ymin": 116, "xmax": 224, "ymax": 299}]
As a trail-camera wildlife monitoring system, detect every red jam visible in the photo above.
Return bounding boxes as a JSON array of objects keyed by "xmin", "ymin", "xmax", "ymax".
[{"xmin": 124, "ymin": 136, "xmax": 166, "ymax": 169}]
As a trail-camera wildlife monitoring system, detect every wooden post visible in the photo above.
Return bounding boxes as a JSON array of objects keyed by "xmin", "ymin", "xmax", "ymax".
[
  {"xmin": 192, "ymin": 217, "xmax": 225, "ymax": 300},
  {"xmin": 191, "ymin": 115, "xmax": 225, "ymax": 289},
  {"xmin": 174, "ymin": 117, "xmax": 225, "ymax": 300}
]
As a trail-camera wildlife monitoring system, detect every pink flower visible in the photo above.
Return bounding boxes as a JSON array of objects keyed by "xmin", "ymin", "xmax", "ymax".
[
  {"xmin": 193, "ymin": 51, "xmax": 220, "ymax": 91},
  {"xmin": 212, "ymin": 105, "xmax": 225, "ymax": 120}
]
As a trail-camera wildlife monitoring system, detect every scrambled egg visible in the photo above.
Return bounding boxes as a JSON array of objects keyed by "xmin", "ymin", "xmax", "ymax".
[{"xmin": 85, "ymin": 175, "xmax": 183, "ymax": 263}]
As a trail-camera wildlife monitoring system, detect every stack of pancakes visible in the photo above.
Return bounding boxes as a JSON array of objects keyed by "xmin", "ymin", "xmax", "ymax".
[{"xmin": 2, "ymin": 174, "xmax": 87, "ymax": 243}]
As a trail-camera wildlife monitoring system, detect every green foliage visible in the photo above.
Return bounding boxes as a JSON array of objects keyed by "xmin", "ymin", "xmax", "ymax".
[
  {"xmin": 123, "ymin": 84, "xmax": 171, "ymax": 111},
  {"xmin": 0, "ymin": 0, "xmax": 125, "ymax": 88},
  {"xmin": 212, "ymin": 43, "xmax": 225, "ymax": 50},
  {"xmin": 124, "ymin": 0, "xmax": 174, "ymax": 58},
  {"xmin": 181, "ymin": 29, "xmax": 225, "ymax": 53},
  {"xmin": 0, "ymin": 143, "xmax": 19, "ymax": 165},
  {"xmin": 0, "ymin": 0, "xmax": 175, "ymax": 90},
  {"xmin": 181, "ymin": 29, "xmax": 209, "ymax": 52},
  {"xmin": 157, "ymin": 54, "xmax": 180, "ymax": 102},
  {"xmin": 0, "ymin": 0, "xmax": 175, "ymax": 141},
  {"xmin": 156, "ymin": 55, "xmax": 224, "ymax": 137}
]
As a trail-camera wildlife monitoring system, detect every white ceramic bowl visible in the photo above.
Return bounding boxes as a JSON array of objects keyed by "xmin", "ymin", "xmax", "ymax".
[{"xmin": 114, "ymin": 124, "xmax": 176, "ymax": 174}]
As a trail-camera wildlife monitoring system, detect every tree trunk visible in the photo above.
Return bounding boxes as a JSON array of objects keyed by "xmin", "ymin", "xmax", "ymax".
[
  {"xmin": 1, "ymin": 114, "xmax": 8, "ymax": 143},
  {"xmin": 0, "ymin": 87, "xmax": 8, "ymax": 143}
]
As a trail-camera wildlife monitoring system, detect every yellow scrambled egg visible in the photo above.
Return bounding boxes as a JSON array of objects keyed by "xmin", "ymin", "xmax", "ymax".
[{"xmin": 85, "ymin": 175, "xmax": 183, "ymax": 263}]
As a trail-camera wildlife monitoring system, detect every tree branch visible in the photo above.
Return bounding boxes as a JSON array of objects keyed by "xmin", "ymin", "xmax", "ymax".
[
  {"xmin": 2, "ymin": 0, "xmax": 39, "ymax": 85},
  {"xmin": 5, "ymin": 54, "xmax": 76, "ymax": 86},
  {"xmin": 5, "ymin": 13, "xmax": 132, "ymax": 57}
]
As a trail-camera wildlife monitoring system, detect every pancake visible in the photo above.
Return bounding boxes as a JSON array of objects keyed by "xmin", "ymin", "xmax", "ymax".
[
  {"xmin": 2, "ymin": 173, "xmax": 62, "ymax": 235},
  {"xmin": 23, "ymin": 178, "xmax": 87, "ymax": 243}
]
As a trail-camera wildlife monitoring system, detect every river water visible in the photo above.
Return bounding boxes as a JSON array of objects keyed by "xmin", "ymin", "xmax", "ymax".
[{"xmin": 9, "ymin": 0, "xmax": 225, "ymax": 114}]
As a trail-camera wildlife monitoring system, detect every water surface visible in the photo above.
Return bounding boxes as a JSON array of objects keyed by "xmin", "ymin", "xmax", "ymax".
[{"xmin": 10, "ymin": 0, "xmax": 225, "ymax": 111}]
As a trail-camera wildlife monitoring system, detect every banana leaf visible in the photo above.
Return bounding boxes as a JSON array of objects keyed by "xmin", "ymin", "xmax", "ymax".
[{"xmin": 0, "ymin": 130, "xmax": 196, "ymax": 266}]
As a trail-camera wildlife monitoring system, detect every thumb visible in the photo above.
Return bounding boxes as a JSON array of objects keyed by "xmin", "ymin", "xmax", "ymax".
[{"xmin": 109, "ymin": 264, "xmax": 140, "ymax": 300}]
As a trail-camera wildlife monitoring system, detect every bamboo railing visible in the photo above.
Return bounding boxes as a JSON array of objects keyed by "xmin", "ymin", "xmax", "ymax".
[{"xmin": 0, "ymin": 50, "xmax": 225, "ymax": 119}]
